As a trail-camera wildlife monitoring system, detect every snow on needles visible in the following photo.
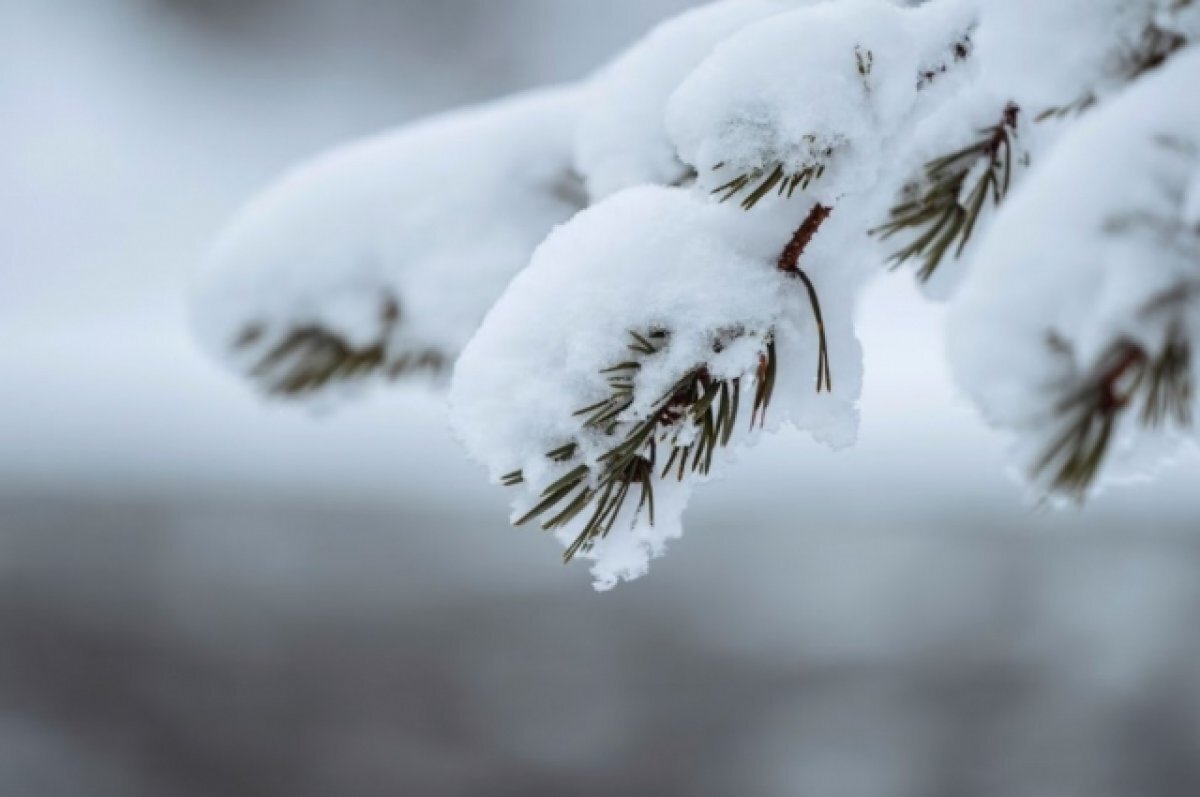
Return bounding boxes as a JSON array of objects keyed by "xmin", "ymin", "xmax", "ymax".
[
  {"xmin": 667, "ymin": 0, "xmax": 979, "ymax": 204},
  {"xmin": 191, "ymin": 86, "xmax": 583, "ymax": 404},
  {"xmin": 574, "ymin": 0, "xmax": 809, "ymax": 201},
  {"xmin": 195, "ymin": 0, "xmax": 1200, "ymax": 588},
  {"xmin": 976, "ymin": 0, "xmax": 1200, "ymax": 113},
  {"xmin": 450, "ymin": 187, "xmax": 863, "ymax": 589},
  {"xmin": 449, "ymin": 0, "xmax": 988, "ymax": 588},
  {"xmin": 949, "ymin": 48, "xmax": 1200, "ymax": 496}
]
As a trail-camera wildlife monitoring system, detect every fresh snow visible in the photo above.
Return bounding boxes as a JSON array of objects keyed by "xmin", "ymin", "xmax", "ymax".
[
  {"xmin": 668, "ymin": 0, "xmax": 978, "ymax": 205},
  {"xmin": 976, "ymin": 0, "xmax": 1200, "ymax": 112},
  {"xmin": 191, "ymin": 86, "xmax": 584, "ymax": 404},
  {"xmin": 949, "ymin": 47, "xmax": 1200, "ymax": 494},
  {"xmin": 574, "ymin": 0, "xmax": 808, "ymax": 200},
  {"xmin": 192, "ymin": 0, "xmax": 1200, "ymax": 587},
  {"xmin": 451, "ymin": 186, "xmax": 864, "ymax": 589}
]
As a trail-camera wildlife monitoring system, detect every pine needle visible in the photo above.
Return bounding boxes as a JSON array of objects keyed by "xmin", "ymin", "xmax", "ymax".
[
  {"xmin": 1034, "ymin": 332, "xmax": 1193, "ymax": 499},
  {"xmin": 872, "ymin": 104, "xmax": 1021, "ymax": 282},
  {"xmin": 711, "ymin": 139, "xmax": 834, "ymax": 210},
  {"xmin": 506, "ymin": 330, "xmax": 778, "ymax": 562}
]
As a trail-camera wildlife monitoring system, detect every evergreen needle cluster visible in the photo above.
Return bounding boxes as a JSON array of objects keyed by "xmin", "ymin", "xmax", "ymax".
[
  {"xmin": 1035, "ymin": 332, "xmax": 1193, "ymax": 498},
  {"xmin": 873, "ymin": 103, "xmax": 1020, "ymax": 281},
  {"xmin": 711, "ymin": 138, "xmax": 836, "ymax": 210},
  {"xmin": 236, "ymin": 301, "xmax": 446, "ymax": 397},
  {"xmin": 1037, "ymin": 12, "xmax": 1190, "ymax": 122},
  {"xmin": 502, "ymin": 329, "xmax": 777, "ymax": 562}
]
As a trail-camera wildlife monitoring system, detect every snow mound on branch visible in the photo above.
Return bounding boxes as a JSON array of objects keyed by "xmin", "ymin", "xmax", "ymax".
[
  {"xmin": 191, "ymin": 86, "xmax": 584, "ymax": 404},
  {"xmin": 976, "ymin": 0, "xmax": 1200, "ymax": 111},
  {"xmin": 574, "ymin": 0, "xmax": 808, "ymax": 200},
  {"xmin": 948, "ymin": 48, "xmax": 1200, "ymax": 494},
  {"xmin": 450, "ymin": 186, "xmax": 862, "ymax": 589},
  {"xmin": 666, "ymin": 0, "xmax": 978, "ymax": 204},
  {"xmin": 882, "ymin": 87, "xmax": 1032, "ymax": 301}
]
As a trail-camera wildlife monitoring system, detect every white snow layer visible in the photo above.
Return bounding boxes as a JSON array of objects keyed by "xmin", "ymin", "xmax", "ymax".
[
  {"xmin": 667, "ymin": 0, "xmax": 979, "ymax": 204},
  {"xmin": 191, "ymin": 86, "xmax": 584, "ymax": 402},
  {"xmin": 975, "ymin": 0, "xmax": 1200, "ymax": 112},
  {"xmin": 450, "ymin": 186, "xmax": 865, "ymax": 589},
  {"xmin": 949, "ymin": 47, "xmax": 1200, "ymax": 494},
  {"xmin": 574, "ymin": 0, "xmax": 809, "ymax": 200},
  {"xmin": 191, "ymin": 0, "xmax": 1200, "ymax": 586}
]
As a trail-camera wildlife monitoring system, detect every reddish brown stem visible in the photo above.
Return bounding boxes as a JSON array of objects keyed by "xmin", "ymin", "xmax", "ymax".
[
  {"xmin": 778, "ymin": 204, "xmax": 834, "ymax": 393},
  {"xmin": 1096, "ymin": 345, "xmax": 1148, "ymax": 414},
  {"xmin": 778, "ymin": 203, "xmax": 832, "ymax": 274}
]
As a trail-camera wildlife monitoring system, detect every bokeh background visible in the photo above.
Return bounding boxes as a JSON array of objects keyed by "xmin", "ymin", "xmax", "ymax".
[{"xmin": 3, "ymin": 1, "xmax": 1200, "ymax": 795}]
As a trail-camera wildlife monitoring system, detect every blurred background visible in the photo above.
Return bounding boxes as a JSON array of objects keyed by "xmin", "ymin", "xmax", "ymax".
[{"xmin": 3, "ymin": 1, "xmax": 1200, "ymax": 795}]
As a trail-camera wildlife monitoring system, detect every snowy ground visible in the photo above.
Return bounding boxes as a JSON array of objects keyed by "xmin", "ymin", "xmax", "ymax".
[{"xmin": 3, "ymin": 2, "xmax": 1200, "ymax": 795}]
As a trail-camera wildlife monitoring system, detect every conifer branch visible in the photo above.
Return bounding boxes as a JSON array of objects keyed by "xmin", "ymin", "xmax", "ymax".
[
  {"xmin": 502, "ymin": 206, "xmax": 839, "ymax": 561},
  {"xmin": 234, "ymin": 298, "xmax": 446, "ymax": 397},
  {"xmin": 1037, "ymin": 14, "xmax": 1190, "ymax": 121},
  {"xmin": 503, "ymin": 328, "xmax": 774, "ymax": 562},
  {"xmin": 778, "ymin": 203, "xmax": 834, "ymax": 392},
  {"xmin": 1122, "ymin": 20, "xmax": 1189, "ymax": 83},
  {"xmin": 712, "ymin": 34, "xmax": 976, "ymax": 213},
  {"xmin": 1034, "ymin": 328, "xmax": 1193, "ymax": 499},
  {"xmin": 711, "ymin": 137, "xmax": 835, "ymax": 210},
  {"xmin": 872, "ymin": 103, "xmax": 1021, "ymax": 281},
  {"xmin": 1034, "ymin": 96, "xmax": 1097, "ymax": 123}
]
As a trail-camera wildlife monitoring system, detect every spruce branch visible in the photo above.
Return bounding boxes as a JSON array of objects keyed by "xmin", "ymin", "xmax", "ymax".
[
  {"xmin": 872, "ymin": 104, "xmax": 1020, "ymax": 281},
  {"xmin": 1034, "ymin": 329, "xmax": 1193, "ymax": 499}
]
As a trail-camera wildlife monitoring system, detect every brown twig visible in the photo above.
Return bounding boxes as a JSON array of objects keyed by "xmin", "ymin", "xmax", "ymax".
[
  {"xmin": 1089, "ymin": 344, "xmax": 1148, "ymax": 416},
  {"xmin": 777, "ymin": 204, "xmax": 834, "ymax": 392},
  {"xmin": 777, "ymin": 203, "xmax": 832, "ymax": 274}
]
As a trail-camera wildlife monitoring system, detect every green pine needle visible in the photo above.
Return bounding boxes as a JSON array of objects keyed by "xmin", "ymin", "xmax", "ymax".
[
  {"xmin": 244, "ymin": 326, "xmax": 445, "ymax": 397},
  {"xmin": 872, "ymin": 104, "xmax": 1021, "ymax": 282},
  {"xmin": 505, "ymin": 329, "xmax": 779, "ymax": 562},
  {"xmin": 235, "ymin": 298, "xmax": 445, "ymax": 397},
  {"xmin": 711, "ymin": 137, "xmax": 834, "ymax": 211},
  {"xmin": 1034, "ymin": 333, "xmax": 1193, "ymax": 499}
]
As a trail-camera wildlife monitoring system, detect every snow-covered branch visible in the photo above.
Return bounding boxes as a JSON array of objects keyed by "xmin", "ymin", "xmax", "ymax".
[
  {"xmin": 191, "ymin": 87, "xmax": 583, "ymax": 403},
  {"xmin": 193, "ymin": 0, "xmax": 1200, "ymax": 588}
]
